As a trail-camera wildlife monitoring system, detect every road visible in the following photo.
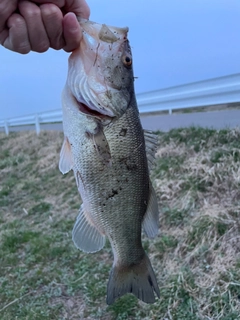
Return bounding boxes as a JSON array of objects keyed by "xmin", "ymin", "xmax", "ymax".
[
  {"xmin": 140, "ymin": 109, "xmax": 240, "ymax": 131},
  {"xmin": 1, "ymin": 109, "xmax": 240, "ymax": 134}
]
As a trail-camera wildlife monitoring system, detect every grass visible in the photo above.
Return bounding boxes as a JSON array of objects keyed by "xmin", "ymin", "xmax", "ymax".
[{"xmin": 0, "ymin": 128, "xmax": 240, "ymax": 319}]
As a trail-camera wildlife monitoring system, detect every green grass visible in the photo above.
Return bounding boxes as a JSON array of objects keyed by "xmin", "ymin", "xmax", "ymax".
[{"xmin": 0, "ymin": 128, "xmax": 240, "ymax": 319}]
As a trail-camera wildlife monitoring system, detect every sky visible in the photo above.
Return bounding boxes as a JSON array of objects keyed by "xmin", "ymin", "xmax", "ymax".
[{"xmin": 1, "ymin": 0, "xmax": 240, "ymax": 119}]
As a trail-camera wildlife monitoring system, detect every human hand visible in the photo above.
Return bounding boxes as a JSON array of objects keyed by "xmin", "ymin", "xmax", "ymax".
[{"xmin": 0, "ymin": 0, "xmax": 90, "ymax": 54}]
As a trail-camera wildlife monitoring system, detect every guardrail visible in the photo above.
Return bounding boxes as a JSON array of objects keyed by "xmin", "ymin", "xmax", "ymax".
[
  {"xmin": 0, "ymin": 109, "xmax": 62, "ymax": 135},
  {"xmin": 137, "ymin": 73, "xmax": 240, "ymax": 113},
  {"xmin": 1, "ymin": 73, "xmax": 240, "ymax": 135}
]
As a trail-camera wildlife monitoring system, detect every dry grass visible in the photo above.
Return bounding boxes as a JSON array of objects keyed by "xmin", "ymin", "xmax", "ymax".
[
  {"xmin": 151, "ymin": 127, "xmax": 240, "ymax": 319},
  {"xmin": 0, "ymin": 128, "xmax": 240, "ymax": 319}
]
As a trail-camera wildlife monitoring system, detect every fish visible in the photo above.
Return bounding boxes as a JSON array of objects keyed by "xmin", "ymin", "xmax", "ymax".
[{"xmin": 59, "ymin": 18, "xmax": 160, "ymax": 305}]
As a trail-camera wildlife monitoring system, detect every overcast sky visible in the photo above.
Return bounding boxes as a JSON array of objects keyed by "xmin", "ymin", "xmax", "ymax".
[{"xmin": 1, "ymin": 0, "xmax": 240, "ymax": 119}]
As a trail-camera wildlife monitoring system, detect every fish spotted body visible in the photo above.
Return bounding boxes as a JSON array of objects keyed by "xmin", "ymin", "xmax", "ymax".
[{"xmin": 59, "ymin": 19, "xmax": 160, "ymax": 304}]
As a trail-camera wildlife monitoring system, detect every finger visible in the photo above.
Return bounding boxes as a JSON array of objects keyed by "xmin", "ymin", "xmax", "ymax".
[
  {"xmin": 0, "ymin": 0, "xmax": 17, "ymax": 31},
  {"xmin": 0, "ymin": 29, "xmax": 8, "ymax": 47},
  {"xmin": 18, "ymin": 1, "xmax": 50, "ymax": 52},
  {"xmin": 40, "ymin": 3, "xmax": 65, "ymax": 50},
  {"xmin": 64, "ymin": 0, "xmax": 90, "ymax": 19},
  {"xmin": 63, "ymin": 12, "xmax": 82, "ymax": 52},
  {"xmin": 32, "ymin": 0, "xmax": 90, "ymax": 19},
  {"xmin": 2, "ymin": 13, "xmax": 31, "ymax": 54}
]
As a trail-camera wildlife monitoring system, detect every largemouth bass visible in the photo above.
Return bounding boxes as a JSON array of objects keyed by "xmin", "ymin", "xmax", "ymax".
[{"xmin": 59, "ymin": 18, "xmax": 160, "ymax": 305}]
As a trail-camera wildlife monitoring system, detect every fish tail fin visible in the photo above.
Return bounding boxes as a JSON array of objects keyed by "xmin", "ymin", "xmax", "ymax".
[{"xmin": 106, "ymin": 253, "xmax": 160, "ymax": 305}]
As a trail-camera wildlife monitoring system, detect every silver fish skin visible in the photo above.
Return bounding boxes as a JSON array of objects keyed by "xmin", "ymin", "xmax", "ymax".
[{"xmin": 59, "ymin": 19, "xmax": 160, "ymax": 305}]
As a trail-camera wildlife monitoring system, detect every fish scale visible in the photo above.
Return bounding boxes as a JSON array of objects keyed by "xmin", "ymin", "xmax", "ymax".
[
  {"xmin": 59, "ymin": 18, "xmax": 160, "ymax": 305},
  {"xmin": 76, "ymin": 104, "xmax": 148, "ymax": 245}
]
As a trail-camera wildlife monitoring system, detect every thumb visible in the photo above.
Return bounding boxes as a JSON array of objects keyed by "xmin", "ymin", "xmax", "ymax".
[{"xmin": 63, "ymin": 12, "xmax": 82, "ymax": 52}]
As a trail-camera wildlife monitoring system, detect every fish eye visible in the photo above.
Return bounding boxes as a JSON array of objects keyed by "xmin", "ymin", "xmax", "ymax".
[{"xmin": 122, "ymin": 55, "xmax": 132, "ymax": 67}]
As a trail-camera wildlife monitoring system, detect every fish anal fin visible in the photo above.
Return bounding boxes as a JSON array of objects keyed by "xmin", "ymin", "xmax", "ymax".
[
  {"xmin": 59, "ymin": 136, "xmax": 74, "ymax": 174},
  {"xmin": 107, "ymin": 253, "xmax": 160, "ymax": 305},
  {"xmin": 143, "ymin": 182, "xmax": 159, "ymax": 239},
  {"xmin": 72, "ymin": 205, "xmax": 106, "ymax": 253},
  {"xmin": 144, "ymin": 130, "xmax": 159, "ymax": 169}
]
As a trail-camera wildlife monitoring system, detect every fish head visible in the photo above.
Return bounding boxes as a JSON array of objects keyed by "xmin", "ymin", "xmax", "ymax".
[{"xmin": 66, "ymin": 19, "xmax": 135, "ymax": 121}]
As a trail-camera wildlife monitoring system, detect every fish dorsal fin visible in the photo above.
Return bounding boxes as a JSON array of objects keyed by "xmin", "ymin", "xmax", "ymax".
[
  {"xmin": 144, "ymin": 130, "xmax": 159, "ymax": 169},
  {"xmin": 87, "ymin": 128, "xmax": 112, "ymax": 166},
  {"xmin": 72, "ymin": 205, "xmax": 106, "ymax": 253},
  {"xmin": 99, "ymin": 24, "xmax": 118, "ymax": 43},
  {"xmin": 143, "ymin": 182, "xmax": 159, "ymax": 239},
  {"xmin": 59, "ymin": 136, "xmax": 74, "ymax": 174}
]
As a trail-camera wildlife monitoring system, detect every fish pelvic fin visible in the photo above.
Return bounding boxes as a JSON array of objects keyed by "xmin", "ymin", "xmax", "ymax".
[
  {"xmin": 106, "ymin": 253, "xmax": 160, "ymax": 305},
  {"xmin": 72, "ymin": 205, "xmax": 106, "ymax": 253},
  {"xmin": 143, "ymin": 181, "xmax": 159, "ymax": 239}
]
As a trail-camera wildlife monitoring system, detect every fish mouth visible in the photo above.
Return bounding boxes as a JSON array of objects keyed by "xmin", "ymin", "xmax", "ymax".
[{"xmin": 76, "ymin": 99, "xmax": 114, "ymax": 120}]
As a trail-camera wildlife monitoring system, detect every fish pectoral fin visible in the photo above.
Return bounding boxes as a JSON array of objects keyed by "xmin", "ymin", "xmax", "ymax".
[
  {"xmin": 72, "ymin": 205, "xmax": 106, "ymax": 253},
  {"xmin": 142, "ymin": 182, "xmax": 159, "ymax": 239},
  {"xmin": 87, "ymin": 128, "xmax": 112, "ymax": 166},
  {"xmin": 144, "ymin": 130, "xmax": 159, "ymax": 170},
  {"xmin": 59, "ymin": 136, "xmax": 74, "ymax": 174}
]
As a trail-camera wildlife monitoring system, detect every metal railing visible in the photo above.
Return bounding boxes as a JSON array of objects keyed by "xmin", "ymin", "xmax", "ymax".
[
  {"xmin": 0, "ymin": 109, "xmax": 62, "ymax": 135},
  {"xmin": 1, "ymin": 73, "xmax": 240, "ymax": 135},
  {"xmin": 136, "ymin": 73, "xmax": 240, "ymax": 113}
]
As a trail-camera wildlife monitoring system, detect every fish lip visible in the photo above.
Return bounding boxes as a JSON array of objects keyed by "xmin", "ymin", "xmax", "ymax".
[{"xmin": 76, "ymin": 99, "xmax": 115, "ymax": 120}]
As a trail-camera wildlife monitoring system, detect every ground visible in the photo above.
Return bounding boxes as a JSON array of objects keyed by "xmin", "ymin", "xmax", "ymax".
[{"xmin": 0, "ymin": 128, "xmax": 240, "ymax": 320}]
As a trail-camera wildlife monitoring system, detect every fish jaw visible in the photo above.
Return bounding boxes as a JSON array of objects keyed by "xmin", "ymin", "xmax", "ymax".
[{"xmin": 67, "ymin": 19, "xmax": 135, "ymax": 119}]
